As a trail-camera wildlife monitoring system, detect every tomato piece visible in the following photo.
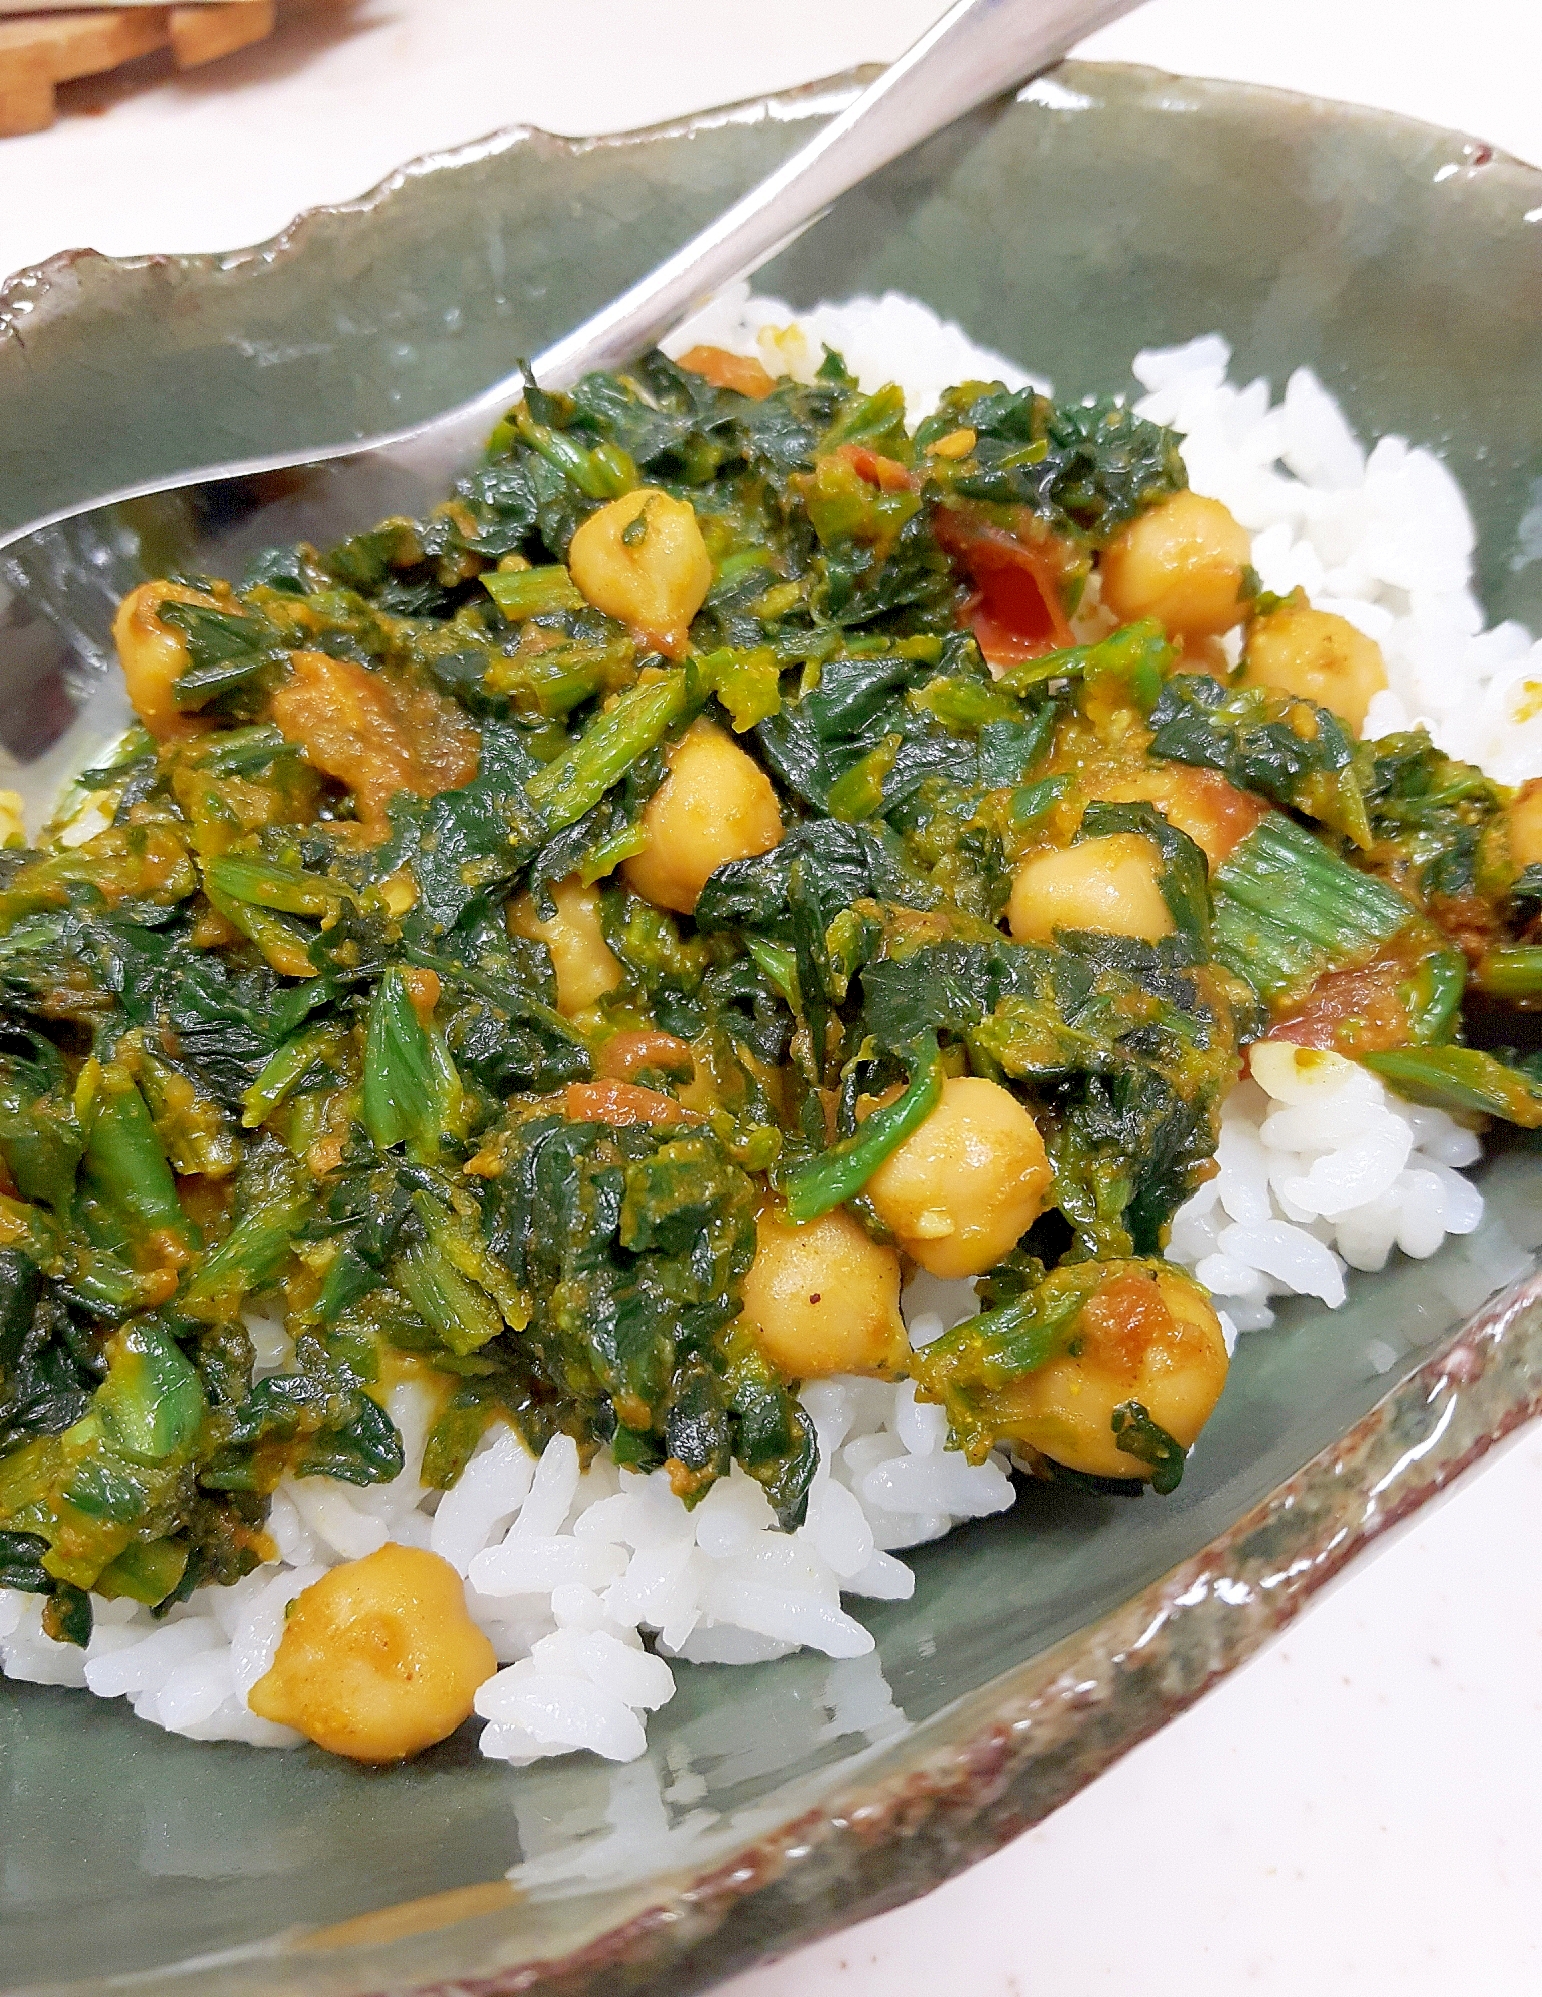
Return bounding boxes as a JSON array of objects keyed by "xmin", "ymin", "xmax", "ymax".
[
  {"xmin": 932, "ymin": 513, "xmax": 1077, "ymax": 667},
  {"xmin": 563, "ymin": 1080, "xmax": 701, "ymax": 1128},
  {"xmin": 834, "ymin": 443, "xmax": 914, "ymax": 492},
  {"xmin": 674, "ymin": 344, "xmax": 776, "ymax": 400},
  {"xmin": 595, "ymin": 1030, "xmax": 695, "ymax": 1081},
  {"xmin": 1265, "ymin": 946, "xmax": 1420, "ymax": 1058}
]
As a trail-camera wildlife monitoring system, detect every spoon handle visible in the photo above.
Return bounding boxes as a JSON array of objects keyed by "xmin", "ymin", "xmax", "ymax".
[
  {"xmin": 519, "ymin": 0, "xmax": 1140, "ymax": 394},
  {"xmin": 0, "ymin": 0, "xmax": 1139, "ymax": 557}
]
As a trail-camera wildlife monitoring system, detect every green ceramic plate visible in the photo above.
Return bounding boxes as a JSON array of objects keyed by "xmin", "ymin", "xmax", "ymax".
[{"xmin": 3, "ymin": 60, "xmax": 1542, "ymax": 1997}]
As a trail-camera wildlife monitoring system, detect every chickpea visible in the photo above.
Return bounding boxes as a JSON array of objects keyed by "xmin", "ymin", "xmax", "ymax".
[
  {"xmin": 1090, "ymin": 766, "xmax": 1267, "ymax": 871},
  {"xmin": 742, "ymin": 1202, "xmax": 909, "ymax": 1380},
  {"xmin": 621, "ymin": 719, "xmax": 783, "ymax": 914},
  {"xmin": 248, "ymin": 1544, "xmax": 496, "ymax": 1762},
  {"xmin": 1009, "ymin": 832, "xmax": 1173, "ymax": 944},
  {"xmin": 1175, "ymin": 635, "xmax": 1233, "ymax": 680},
  {"xmin": 1507, "ymin": 781, "xmax": 1542, "ymax": 872},
  {"xmin": 112, "ymin": 580, "xmax": 228, "ymax": 742},
  {"xmin": 1239, "ymin": 599, "xmax": 1388, "ymax": 735},
  {"xmin": 990, "ymin": 1265, "xmax": 1228, "ymax": 1480},
  {"xmin": 567, "ymin": 488, "xmax": 713, "ymax": 657},
  {"xmin": 865, "ymin": 1076, "xmax": 1053, "ymax": 1279},
  {"xmin": 509, "ymin": 873, "xmax": 624, "ymax": 1014},
  {"xmin": 0, "ymin": 791, "xmax": 25, "ymax": 849},
  {"xmin": 1099, "ymin": 492, "xmax": 1253, "ymax": 641}
]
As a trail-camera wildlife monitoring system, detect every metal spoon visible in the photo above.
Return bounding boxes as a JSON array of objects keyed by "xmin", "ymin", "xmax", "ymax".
[{"xmin": 0, "ymin": 0, "xmax": 1138, "ymax": 795}]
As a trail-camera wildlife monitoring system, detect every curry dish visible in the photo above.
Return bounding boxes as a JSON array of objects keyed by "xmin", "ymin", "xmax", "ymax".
[{"xmin": 2, "ymin": 341, "xmax": 1539, "ymax": 1756}]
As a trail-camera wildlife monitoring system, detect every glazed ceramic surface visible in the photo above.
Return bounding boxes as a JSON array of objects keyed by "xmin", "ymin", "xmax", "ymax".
[{"xmin": 2, "ymin": 61, "xmax": 1541, "ymax": 1997}]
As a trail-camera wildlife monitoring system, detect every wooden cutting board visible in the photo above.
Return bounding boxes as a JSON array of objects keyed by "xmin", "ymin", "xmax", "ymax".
[
  {"xmin": 0, "ymin": 1, "xmax": 256, "ymax": 10},
  {"xmin": 0, "ymin": 4, "xmax": 279, "ymax": 136}
]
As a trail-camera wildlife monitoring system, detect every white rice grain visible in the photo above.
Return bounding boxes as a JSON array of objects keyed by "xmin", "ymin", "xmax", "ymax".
[{"xmin": 1173, "ymin": 1042, "xmax": 1485, "ymax": 1326}]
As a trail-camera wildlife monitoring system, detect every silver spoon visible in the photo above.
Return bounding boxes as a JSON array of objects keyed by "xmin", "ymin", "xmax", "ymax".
[{"xmin": 0, "ymin": 0, "xmax": 1138, "ymax": 795}]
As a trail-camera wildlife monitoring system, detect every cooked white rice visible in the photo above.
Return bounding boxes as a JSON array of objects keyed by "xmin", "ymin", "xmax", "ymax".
[
  {"xmin": 1167, "ymin": 1040, "xmax": 1484, "ymax": 1331},
  {"xmin": 2, "ymin": 289, "xmax": 1533, "ymax": 1765}
]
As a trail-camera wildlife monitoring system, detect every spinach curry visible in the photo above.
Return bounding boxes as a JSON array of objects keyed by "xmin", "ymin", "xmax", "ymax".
[{"xmin": 4, "ymin": 339, "xmax": 1541, "ymax": 1650}]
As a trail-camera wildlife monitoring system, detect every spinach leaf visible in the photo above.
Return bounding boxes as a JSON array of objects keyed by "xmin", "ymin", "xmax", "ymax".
[
  {"xmin": 202, "ymin": 1334, "xmax": 405, "ymax": 1491},
  {"xmin": 696, "ymin": 819, "xmax": 935, "ymax": 942},
  {"xmin": 159, "ymin": 600, "xmax": 291, "ymax": 721},
  {"xmin": 1147, "ymin": 672, "xmax": 1368, "ymax": 843},
  {"xmin": 918, "ymin": 387, "xmax": 1185, "ymax": 543}
]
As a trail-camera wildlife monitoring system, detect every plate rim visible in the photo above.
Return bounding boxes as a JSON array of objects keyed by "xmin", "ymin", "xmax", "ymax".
[
  {"xmin": 5, "ymin": 53, "xmax": 1539, "ymax": 326},
  {"xmin": 0, "ymin": 66, "xmax": 886, "ymax": 319}
]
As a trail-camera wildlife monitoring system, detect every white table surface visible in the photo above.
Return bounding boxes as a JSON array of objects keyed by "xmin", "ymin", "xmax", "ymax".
[{"xmin": 7, "ymin": 5, "xmax": 1542, "ymax": 1991}]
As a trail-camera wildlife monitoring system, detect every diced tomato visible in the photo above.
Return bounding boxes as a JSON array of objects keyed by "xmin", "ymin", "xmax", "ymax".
[
  {"xmin": 932, "ymin": 513, "xmax": 1076, "ymax": 668},
  {"xmin": 563, "ymin": 1080, "xmax": 701, "ymax": 1128},
  {"xmin": 1264, "ymin": 950, "xmax": 1417, "ymax": 1057},
  {"xmin": 833, "ymin": 443, "xmax": 914, "ymax": 492},
  {"xmin": 674, "ymin": 345, "xmax": 776, "ymax": 400},
  {"xmin": 595, "ymin": 1030, "xmax": 695, "ymax": 1081}
]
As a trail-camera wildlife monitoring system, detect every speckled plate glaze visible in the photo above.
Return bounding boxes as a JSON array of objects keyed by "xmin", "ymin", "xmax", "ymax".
[{"xmin": 3, "ymin": 61, "xmax": 1542, "ymax": 1997}]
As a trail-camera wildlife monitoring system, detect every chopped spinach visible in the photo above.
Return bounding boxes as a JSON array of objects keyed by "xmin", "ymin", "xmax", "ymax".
[{"xmin": 1, "ymin": 330, "xmax": 1528, "ymax": 1663}]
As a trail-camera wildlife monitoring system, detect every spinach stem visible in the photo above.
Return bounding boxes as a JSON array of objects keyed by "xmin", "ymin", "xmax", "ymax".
[{"xmin": 783, "ymin": 1032, "xmax": 942, "ymax": 1223}]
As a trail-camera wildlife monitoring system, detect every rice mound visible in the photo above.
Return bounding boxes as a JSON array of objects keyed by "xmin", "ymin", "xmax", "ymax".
[
  {"xmin": 1128, "ymin": 337, "xmax": 1542, "ymax": 787},
  {"xmin": 1167, "ymin": 1041, "xmax": 1483, "ymax": 1330},
  {"xmin": 2, "ymin": 289, "xmax": 1530, "ymax": 1765},
  {"xmin": 0, "ymin": 1298, "xmax": 1003, "ymax": 1762}
]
